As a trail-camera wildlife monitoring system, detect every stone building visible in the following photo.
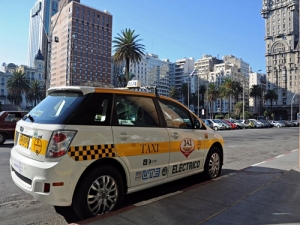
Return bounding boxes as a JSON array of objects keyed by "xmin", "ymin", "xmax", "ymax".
[{"xmin": 261, "ymin": 0, "xmax": 299, "ymax": 120}]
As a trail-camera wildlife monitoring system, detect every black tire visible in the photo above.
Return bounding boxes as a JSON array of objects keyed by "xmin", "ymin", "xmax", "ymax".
[
  {"xmin": 0, "ymin": 133, "xmax": 6, "ymax": 145},
  {"xmin": 214, "ymin": 126, "xmax": 218, "ymax": 131},
  {"xmin": 72, "ymin": 165, "xmax": 124, "ymax": 220},
  {"xmin": 204, "ymin": 147, "xmax": 222, "ymax": 179}
]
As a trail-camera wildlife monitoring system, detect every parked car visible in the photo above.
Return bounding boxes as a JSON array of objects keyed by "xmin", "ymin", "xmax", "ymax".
[
  {"xmin": 248, "ymin": 119, "xmax": 263, "ymax": 128},
  {"xmin": 227, "ymin": 119, "xmax": 246, "ymax": 129},
  {"xmin": 270, "ymin": 120, "xmax": 286, "ymax": 128},
  {"xmin": 207, "ymin": 119, "xmax": 226, "ymax": 131},
  {"xmin": 215, "ymin": 119, "xmax": 231, "ymax": 130},
  {"xmin": 203, "ymin": 119, "xmax": 213, "ymax": 129},
  {"xmin": 237, "ymin": 119, "xmax": 250, "ymax": 129},
  {"xmin": 291, "ymin": 120, "xmax": 299, "ymax": 127},
  {"xmin": 222, "ymin": 119, "xmax": 236, "ymax": 129},
  {"xmin": 0, "ymin": 111, "xmax": 28, "ymax": 144},
  {"xmin": 10, "ymin": 85, "xmax": 224, "ymax": 219}
]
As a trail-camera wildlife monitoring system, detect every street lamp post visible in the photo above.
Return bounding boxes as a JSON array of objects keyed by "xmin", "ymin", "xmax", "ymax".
[
  {"xmin": 291, "ymin": 93, "xmax": 296, "ymax": 120},
  {"xmin": 188, "ymin": 69, "xmax": 196, "ymax": 110}
]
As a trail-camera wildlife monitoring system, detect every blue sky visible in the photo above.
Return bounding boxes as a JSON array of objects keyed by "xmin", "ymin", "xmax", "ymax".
[{"xmin": 0, "ymin": 0, "xmax": 266, "ymax": 73}]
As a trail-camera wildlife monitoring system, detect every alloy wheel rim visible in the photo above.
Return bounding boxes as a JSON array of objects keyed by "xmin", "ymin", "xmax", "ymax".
[
  {"xmin": 87, "ymin": 175, "xmax": 118, "ymax": 215},
  {"xmin": 208, "ymin": 153, "xmax": 220, "ymax": 178}
]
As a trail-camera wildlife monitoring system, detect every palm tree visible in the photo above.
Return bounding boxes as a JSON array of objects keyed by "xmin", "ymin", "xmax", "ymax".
[
  {"xmin": 199, "ymin": 85, "xmax": 206, "ymax": 108},
  {"xmin": 234, "ymin": 102, "xmax": 243, "ymax": 118},
  {"xmin": 179, "ymin": 83, "xmax": 189, "ymax": 105},
  {"xmin": 249, "ymin": 85, "xmax": 262, "ymax": 114},
  {"xmin": 221, "ymin": 78, "xmax": 236, "ymax": 118},
  {"xmin": 233, "ymin": 81, "xmax": 243, "ymax": 102},
  {"xmin": 206, "ymin": 83, "xmax": 219, "ymax": 119},
  {"xmin": 6, "ymin": 70, "xmax": 30, "ymax": 105},
  {"xmin": 26, "ymin": 80, "xmax": 45, "ymax": 107},
  {"xmin": 218, "ymin": 84, "xmax": 226, "ymax": 114},
  {"xmin": 169, "ymin": 86, "xmax": 180, "ymax": 99},
  {"xmin": 264, "ymin": 89, "xmax": 278, "ymax": 112},
  {"xmin": 113, "ymin": 28, "xmax": 146, "ymax": 83}
]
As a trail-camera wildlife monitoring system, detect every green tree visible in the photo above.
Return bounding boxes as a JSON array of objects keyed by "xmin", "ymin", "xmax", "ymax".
[
  {"xmin": 6, "ymin": 70, "xmax": 30, "ymax": 105},
  {"xmin": 264, "ymin": 89, "xmax": 278, "ymax": 112},
  {"xmin": 218, "ymin": 84, "xmax": 226, "ymax": 113},
  {"xmin": 179, "ymin": 83, "xmax": 190, "ymax": 105},
  {"xmin": 206, "ymin": 83, "xmax": 219, "ymax": 119},
  {"xmin": 221, "ymin": 78, "xmax": 236, "ymax": 118},
  {"xmin": 169, "ymin": 86, "xmax": 180, "ymax": 99},
  {"xmin": 113, "ymin": 28, "xmax": 145, "ymax": 83},
  {"xmin": 198, "ymin": 85, "xmax": 206, "ymax": 108},
  {"xmin": 233, "ymin": 81, "xmax": 243, "ymax": 102},
  {"xmin": 26, "ymin": 80, "xmax": 45, "ymax": 107},
  {"xmin": 234, "ymin": 102, "xmax": 243, "ymax": 119},
  {"xmin": 249, "ymin": 84, "xmax": 262, "ymax": 114}
]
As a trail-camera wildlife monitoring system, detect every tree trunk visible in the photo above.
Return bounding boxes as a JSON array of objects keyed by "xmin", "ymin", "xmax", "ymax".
[{"xmin": 125, "ymin": 57, "xmax": 130, "ymax": 83}]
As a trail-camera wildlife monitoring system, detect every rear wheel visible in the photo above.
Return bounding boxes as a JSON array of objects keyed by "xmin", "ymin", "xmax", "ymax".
[
  {"xmin": 72, "ymin": 165, "xmax": 124, "ymax": 220},
  {"xmin": 204, "ymin": 147, "xmax": 222, "ymax": 179},
  {"xmin": 0, "ymin": 133, "xmax": 6, "ymax": 145}
]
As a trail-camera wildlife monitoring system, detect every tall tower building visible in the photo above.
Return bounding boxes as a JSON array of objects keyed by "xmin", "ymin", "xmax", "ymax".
[
  {"xmin": 261, "ymin": 0, "xmax": 299, "ymax": 120},
  {"xmin": 28, "ymin": 0, "xmax": 60, "ymax": 67},
  {"xmin": 50, "ymin": 0, "xmax": 112, "ymax": 87}
]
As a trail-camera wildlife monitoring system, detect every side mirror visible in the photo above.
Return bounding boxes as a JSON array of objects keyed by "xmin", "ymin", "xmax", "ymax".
[{"xmin": 194, "ymin": 119, "xmax": 202, "ymax": 129}]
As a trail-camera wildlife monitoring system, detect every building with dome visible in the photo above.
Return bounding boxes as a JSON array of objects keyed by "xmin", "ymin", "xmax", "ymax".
[{"xmin": 0, "ymin": 50, "xmax": 45, "ymax": 108}]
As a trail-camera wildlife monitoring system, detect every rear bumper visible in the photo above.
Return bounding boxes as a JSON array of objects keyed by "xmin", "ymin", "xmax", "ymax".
[{"xmin": 10, "ymin": 147, "xmax": 86, "ymax": 206}]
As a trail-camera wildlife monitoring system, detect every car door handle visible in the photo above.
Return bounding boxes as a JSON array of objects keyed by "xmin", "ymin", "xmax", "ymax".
[
  {"xmin": 170, "ymin": 132, "xmax": 179, "ymax": 139},
  {"xmin": 115, "ymin": 132, "xmax": 131, "ymax": 140}
]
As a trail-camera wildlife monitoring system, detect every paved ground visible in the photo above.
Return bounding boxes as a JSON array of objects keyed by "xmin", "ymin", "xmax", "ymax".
[{"xmin": 76, "ymin": 149, "xmax": 300, "ymax": 225}]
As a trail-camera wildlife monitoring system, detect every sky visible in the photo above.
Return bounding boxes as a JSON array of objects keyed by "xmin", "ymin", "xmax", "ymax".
[{"xmin": 0, "ymin": 0, "xmax": 266, "ymax": 73}]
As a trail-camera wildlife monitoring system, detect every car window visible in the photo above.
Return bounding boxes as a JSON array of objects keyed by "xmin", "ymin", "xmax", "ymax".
[
  {"xmin": 113, "ymin": 95, "xmax": 160, "ymax": 127},
  {"xmin": 68, "ymin": 93, "xmax": 112, "ymax": 126},
  {"xmin": 157, "ymin": 99, "xmax": 192, "ymax": 129},
  {"xmin": 25, "ymin": 91, "xmax": 86, "ymax": 124}
]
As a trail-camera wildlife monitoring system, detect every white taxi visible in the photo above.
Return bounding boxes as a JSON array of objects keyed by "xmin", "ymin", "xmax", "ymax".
[{"xmin": 10, "ymin": 84, "xmax": 224, "ymax": 220}]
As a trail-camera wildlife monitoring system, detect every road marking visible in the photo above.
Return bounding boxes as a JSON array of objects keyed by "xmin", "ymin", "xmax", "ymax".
[{"xmin": 275, "ymin": 154, "xmax": 285, "ymax": 158}]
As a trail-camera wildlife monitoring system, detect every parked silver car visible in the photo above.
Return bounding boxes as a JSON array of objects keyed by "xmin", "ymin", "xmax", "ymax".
[{"xmin": 270, "ymin": 120, "xmax": 286, "ymax": 128}]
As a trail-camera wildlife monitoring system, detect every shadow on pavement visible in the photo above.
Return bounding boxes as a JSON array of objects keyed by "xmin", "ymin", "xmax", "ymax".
[
  {"xmin": 0, "ymin": 143, "xmax": 14, "ymax": 148},
  {"xmin": 55, "ymin": 169, "xmax": 237, "ymax": 224}
]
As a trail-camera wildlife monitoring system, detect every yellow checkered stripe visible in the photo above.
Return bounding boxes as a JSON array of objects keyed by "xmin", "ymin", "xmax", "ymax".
[{"xmin": 68, "ymin": 144, "xmax": 115, "ymax": 161}]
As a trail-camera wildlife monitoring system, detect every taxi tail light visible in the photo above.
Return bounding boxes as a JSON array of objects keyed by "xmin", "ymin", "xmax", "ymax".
[{"xmin": 46, "ymin": 130, "xmax": 77, "ymax": 158}]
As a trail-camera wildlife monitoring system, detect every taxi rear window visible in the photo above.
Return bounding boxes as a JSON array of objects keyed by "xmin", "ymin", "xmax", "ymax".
[{"xmin": 24, "ymin": 91, "xmax": 86, "ymax": 124}]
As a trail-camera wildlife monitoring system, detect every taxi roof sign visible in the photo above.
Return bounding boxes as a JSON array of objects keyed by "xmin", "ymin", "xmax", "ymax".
[{"xmin": 126, "ymin": 80, "xmax": 141, "ymax": 89}]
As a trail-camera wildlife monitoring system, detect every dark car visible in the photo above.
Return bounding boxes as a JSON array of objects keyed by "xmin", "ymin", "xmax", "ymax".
[{"xmin": 0, "ymin": 111, "xmax": 27, "ymax": 144}]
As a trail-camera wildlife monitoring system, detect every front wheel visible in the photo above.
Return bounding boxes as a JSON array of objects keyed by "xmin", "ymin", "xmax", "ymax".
[
  {"xmin": 203, "ymin": 147, "xmax": 222, "ymax": 179},
  {"xmin": 214, "ymin": 126, "xmax": 218, "ymax": 131},
  {"xmin": 72, "ymin": 165, "xmax": 124, "ymax": 220}
]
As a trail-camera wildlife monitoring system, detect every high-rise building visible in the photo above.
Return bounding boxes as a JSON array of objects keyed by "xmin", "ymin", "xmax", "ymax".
[
  {"xmin": 28, "ymin": 0, "xmax": 60, "ymax": 67},
  {"xmin": 261, "ymin": 0, "xmax": 299, "ymax": 120},
  {"xmin": 113, "ymin": 53, "xmax": 173, "ymax": 97},
  {"xmin": 50, "ymin": 0, "xmax": 112, "ymax": 87}
]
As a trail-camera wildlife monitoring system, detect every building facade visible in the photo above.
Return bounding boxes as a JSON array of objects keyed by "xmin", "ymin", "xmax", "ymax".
[
  {"xmin": 261, "ymin": 0, "xmax": 299, "ymax": 120},
  {"xmin": 50, "ymin": 0, "xmax": 112, "ymax": 87},
  {"xmin": 249, "ymin": 71, "xmax": 266, "ymax": 114},
  {"xmin": 28, "ymin": 0, "xmax": 60, "ymax": 67},
  {"xmin": 113, "ymin": 53, "xmax": 173, "ymax": 97},
  {"xmin": 0, "ymin": 52, "xmax": 45, "ymax": 108}
]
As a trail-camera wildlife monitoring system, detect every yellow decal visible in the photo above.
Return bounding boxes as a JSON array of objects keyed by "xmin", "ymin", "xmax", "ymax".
[
  {"xmin": 68, "ymin": 144, "xmax": 115, "ymax": 161},
  {"xmin": 33, "ymin": 139, "xmax": 43, "ymax": 155}
]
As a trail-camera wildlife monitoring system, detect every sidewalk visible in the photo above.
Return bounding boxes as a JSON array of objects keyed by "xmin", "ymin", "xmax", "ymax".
[{"xmin": 78, "ymin": 149, "xmax": 300, "ymax": 225}]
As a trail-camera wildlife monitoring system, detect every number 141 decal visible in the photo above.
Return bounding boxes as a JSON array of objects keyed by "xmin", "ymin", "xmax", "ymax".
[{"xmin": 180, "ymin": 138, "xmax": 195, "ymax": 158}]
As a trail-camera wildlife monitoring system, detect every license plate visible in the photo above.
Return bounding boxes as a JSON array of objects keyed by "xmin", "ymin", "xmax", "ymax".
[{"xmin": 19, "ymin": 134, "xmax": 30, "ymax": 149}]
